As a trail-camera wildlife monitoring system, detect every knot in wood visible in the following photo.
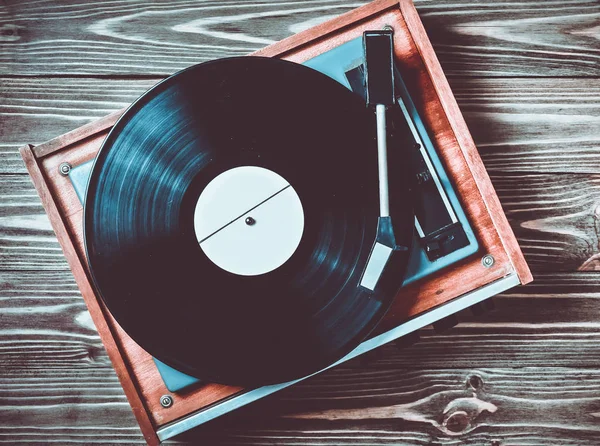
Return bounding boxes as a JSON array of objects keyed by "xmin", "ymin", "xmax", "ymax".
[
  {"xmin": 467, "ymin": 374, "xmax": 483, "ymax": 390},
  {"xmin": 0, "ymin": 24, "xmax": 21, "ymax": 42},
  {"xmin": 86, "ymin": 346, "xmax": 101, "ymax": 363},
  {"xmin": 444, "ymin": 410, "xmax": 470, "ymax": 433},
  {"xmin": 441, "ymin": 396, "xmax": 497, "ymax": 435}
]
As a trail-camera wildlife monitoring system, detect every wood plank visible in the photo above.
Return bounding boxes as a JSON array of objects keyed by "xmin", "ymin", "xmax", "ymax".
[
  {"xmin": 1, "ymin": 0, "xmax": 598, "ymax": 77},
  {"xmin": 0, "ymin": 78, "xmax": 157, "ymax": 173},
  {"xmin": 2, "ymin": 172, "xmax": 599, "ymax": 271},
  {"xmin": 7, "ymin": 296, "xmax": 600, "ymax": 370},
  {"xmin": 4, "ymin": 270, "xmax": 600, "ymax": 345},
  {"xmin": 492, "ymin": 173, "xmax": 600, "ymax": 272},
  {"xmin": 3, "ymin": 272, "xmax": 600, "ymax": 444},
  {"xmin": 453, "ymin": 78, "xmax": 600, "ymax": 174},
  {"xmin": 3, "ymin": 365, "xmax": 600, "ymax": 444},
  {"xmin": 1, "ymin": 78, "xmax": 598, "ymax": 175},
  {"xmin": 0, "ymin": 175, "xmax": 69, "ymax": 270}
]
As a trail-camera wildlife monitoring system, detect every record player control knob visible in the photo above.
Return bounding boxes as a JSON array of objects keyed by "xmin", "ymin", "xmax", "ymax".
[{"xmin": 245, "ymin": 217, "xmax": 256, "ymax": 226}]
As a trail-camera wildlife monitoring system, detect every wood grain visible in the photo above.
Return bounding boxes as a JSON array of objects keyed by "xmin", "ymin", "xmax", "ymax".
[
  {"xmin": 453, "ymin": 78, "xmax": 600, "ymax": 175},
  {"xmin": 1, "ymin": 77, "xmax": 598, "ymax": 175},
  {"xmin": 492, "ymin": 174, "xmax": 600, "ymax": 271},
  {"xmin": 1, "ymin": 0, "xmax": 598, "ymax": 77},
  {"xmin": 0, "ymin": 175, "xmax": 67, "ymax": 270},
  {"xmin": 3, "ymin": 272, "xmax": 600, "ymax": 444}
]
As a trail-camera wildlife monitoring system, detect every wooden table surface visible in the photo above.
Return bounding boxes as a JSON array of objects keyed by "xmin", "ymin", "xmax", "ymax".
[{"xmin": 1, "ymin": 0, "xmax": 600, "ymax": 444}]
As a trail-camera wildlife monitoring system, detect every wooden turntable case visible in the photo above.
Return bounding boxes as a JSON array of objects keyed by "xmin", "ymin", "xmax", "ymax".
[{"xmin": 19, "ymin": 0, "xmax": 532, "ymax": 444}]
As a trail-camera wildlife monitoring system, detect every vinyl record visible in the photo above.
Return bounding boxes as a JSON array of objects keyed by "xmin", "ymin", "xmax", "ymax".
[{"xmin": 84, "ymin": 56, "xmax": 413, "ymax": 386}]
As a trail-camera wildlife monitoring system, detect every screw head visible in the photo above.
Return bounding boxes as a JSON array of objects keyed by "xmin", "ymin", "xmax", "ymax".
[
  {"xmin": 59, "ymin": 162, "xmax": 72, "ymax": 176},
  {"xmin": 482, "ymin": 254, "xmax": 495, "ymax": 268},
  {"xmin": 245, "ymin": 216, "xmax": 256, "ymax": 226},
  {"xmin": 160, "ymin": 395, "xmax": 173, "ymax": 408}
]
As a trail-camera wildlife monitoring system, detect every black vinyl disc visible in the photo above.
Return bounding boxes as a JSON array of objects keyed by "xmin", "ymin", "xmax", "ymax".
[{"xmin": 84, "ymin": 56, "xmax": 413, "ymax": 386}]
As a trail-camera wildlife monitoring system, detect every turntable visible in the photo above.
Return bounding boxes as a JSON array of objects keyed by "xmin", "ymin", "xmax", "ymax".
[{"xmin": 20, "ymin": 0, "xmax": 532, "ymax": 444}]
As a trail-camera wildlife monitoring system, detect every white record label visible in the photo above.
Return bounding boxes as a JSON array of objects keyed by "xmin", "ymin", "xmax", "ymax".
[{"xmin": 194, "ymin": 166, "xmax": 304, "ymax": 276}]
